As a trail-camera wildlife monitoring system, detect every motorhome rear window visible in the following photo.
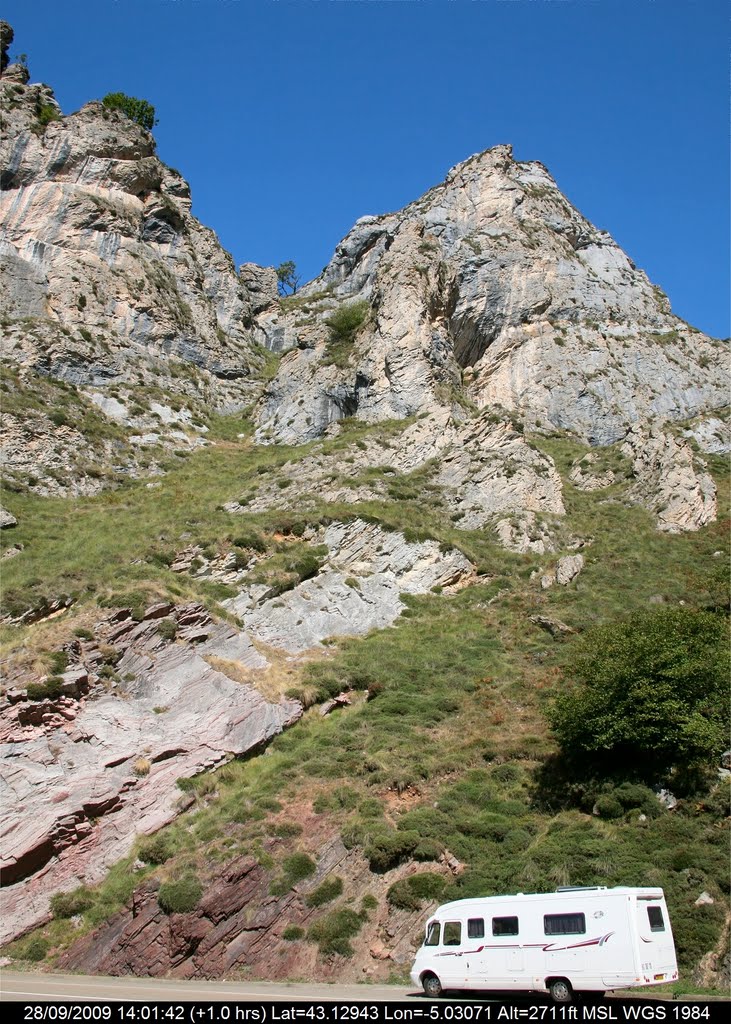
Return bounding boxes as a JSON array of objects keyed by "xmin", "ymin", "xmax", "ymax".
[
  {"xmin": 492, "ymin": 916, "xmax": 519, "ymax": 936},
  {"xmin": 647, "ymin": 907, "xmax": 665, "ymax": 932},
  {"xmin": 425, "ymin": 921, "xmax": 440, "ymax": 946},
  {"xmin": 443, "ymin": 922, "xmax": 462, "ymax": 946},
  {"xmin": 544, "ymin": 913, "xmax": 586, "ymax": 935},
  {"xmin": 467, "ymin": 918, "xmax": 485, "ymax": 939}
]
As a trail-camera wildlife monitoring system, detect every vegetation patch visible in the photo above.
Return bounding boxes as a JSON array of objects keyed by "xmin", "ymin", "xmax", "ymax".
[
  {"xmin": 307, "ymin": 908, "xmax": 364, "ymax": 957},
  {"xmin": 324, "ymin": 301, "xmax": 369, "ymax": 367},
  {"xmin": 157, "ymin": 875, "xmax": 202, "ymax": 914}
]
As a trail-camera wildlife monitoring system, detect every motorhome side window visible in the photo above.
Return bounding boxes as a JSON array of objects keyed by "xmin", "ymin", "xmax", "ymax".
[
  {"xmin": 647, "ymin": 907, "xmax": 665, "ymax": 932},
  {"xmin": 492, "ymin": 916, "xmax": 519, "ymax": 936},
  {"xmin": 443, "ymin": 922, "xmax": 462, "ymax": 946},
  {"xmin": 424, "ymin": 921, "xmax": 440, "ymax": 946},
  {"xmin": 544, "ymin": 913, "xmax": 586, "ymax": 935},
  {"xmin": 467, "ymin": 918, "xmax": 485, "ymax": 939}
]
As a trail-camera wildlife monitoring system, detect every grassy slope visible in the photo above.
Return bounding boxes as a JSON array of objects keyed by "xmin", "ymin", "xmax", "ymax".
[{"xmin": 1, "ymin": 416, "xmax": 729, "ymax": 987}]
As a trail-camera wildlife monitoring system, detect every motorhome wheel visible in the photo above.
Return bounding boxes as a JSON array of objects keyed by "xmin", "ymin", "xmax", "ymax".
[
  {"xmin": 549, "ymin": 979, "xmax": 573, "ymax": 1003},
  {"xmin": 422, "ymin": 973, "xmax": 443, "ymax": 998}
]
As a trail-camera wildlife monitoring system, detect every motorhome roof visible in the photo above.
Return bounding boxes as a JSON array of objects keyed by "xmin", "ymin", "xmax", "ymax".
[{"xmin": 434, "ymin": 886, "xmax": 665, "ymax": 915}]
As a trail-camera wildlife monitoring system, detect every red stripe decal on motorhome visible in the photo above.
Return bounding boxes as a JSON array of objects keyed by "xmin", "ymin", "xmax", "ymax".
[{"xmin": 435, "ymin": 932, "xmax": 614, "ymax": 957}]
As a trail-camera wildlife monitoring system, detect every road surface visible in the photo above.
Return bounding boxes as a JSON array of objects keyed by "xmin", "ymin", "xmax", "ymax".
[{"xmin": 0, "ymin": 972, "xmax": 415, "ymax": 1002}]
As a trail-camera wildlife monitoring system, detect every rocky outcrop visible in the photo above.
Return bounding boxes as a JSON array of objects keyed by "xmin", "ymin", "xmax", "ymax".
[
  {"xmin": 231, "ymin": 412, "xmax": 566, "ymax": 548},
  {"xmin": 540, "ymin": 553, "xmax": 585, "ymax": 589},
  {"xmin": 0, "ymin": 47, "xmax": 263, "ymax": 408},
  {"xmin": 253, "ymin": 145, "xmax": 726, "ymax": 450},
  {"xmin": 226, "ymin": 519, "xmax": 477, "ymax": 652},
  {"xmin": 0, "ymin": 603, "xmax": 301, "ymax": 943},
  {"xmin": 0, "ymin": 505, "xmax": 17, "ymax": 529},
  {"xmin": 621, "ymin": 426, "xmax": 717, "ymax": 533}
]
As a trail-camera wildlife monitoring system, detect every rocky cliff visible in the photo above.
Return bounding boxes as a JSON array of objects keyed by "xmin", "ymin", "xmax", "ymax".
[{"xmin": 0, "ymin": 27, "xmax": 268, "ymax": 495}]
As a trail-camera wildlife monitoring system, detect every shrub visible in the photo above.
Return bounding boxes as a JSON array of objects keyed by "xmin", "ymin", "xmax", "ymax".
[
  {"xmin": 387, "ymin": 872, "xmax": 446, "ymax": 910},
  {"xmin": 283, "ymin": 925, "xmax": 305, "ymax": 941},
  {"xmin": 364, "ymin": 828, "xmax": 420, "ymax": 872},
  {"xmin": 48, "ymin": 650, "xmax": 70, "ymax": 673},
  {"xmin": 548, "ymin": 608, "xmax": 729, "ymax": 781},
  {"xmin": 50, "ymin": 886, "xmax": 94, "ymax": 918},
  {"xmin": 26, "ymin": 676, "xmax": 64, "ymax": 701},
  {"xmin": 324, "ymin": 301, "xmax": 369, "ymax": 367},
  {"xmin": 133, "ymin": 757, "xmax": 151, "ymax": 777},
  {"xmin": 270, "ymin": 851, "xmax": 317, "ymax": 894},
  {"xmin": 21, "ymin": 936, "xmax": 50, "ymax": 961},
  {"xmin": 157, "ymin": 618, "xmax": 177, "ymax": 641},
  {"xmin": 157, "ymin": 876, "xmax": 202, "ymax": 914},
  {"xmin": 102, "ymin": 92, "xmax": 157, "ymax": 131},
  {"xmin": 138, "ymin": 832, "xmax": 174, "ymax": 865},
  {"xmin": 308, "ymin": 908, "xmax": 363, "ymax": 957},
  {"xmin": 37, "ymin": 103, "xmax": 59, "ymax": 127},
  {"xmin": 306, "ymin": 876, "xmax": 343, "ymax": 908}
]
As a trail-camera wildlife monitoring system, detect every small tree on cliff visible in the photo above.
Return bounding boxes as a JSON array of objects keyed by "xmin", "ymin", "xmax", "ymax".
[
  {"xmin": 102, "ymin": 92, "xmax": 157, "ymax": 131},
  {"xmin": 276, "ymin": 261, "xmax": 301, "ymax": 296}
]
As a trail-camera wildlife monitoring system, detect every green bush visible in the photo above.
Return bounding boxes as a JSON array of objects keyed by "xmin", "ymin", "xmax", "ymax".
[
  {"xmin": 306, "ymin": 876, "xmax": 343, "ymax": 908},
  {"xmin": 21, "ymin": 936, "xmax": 50, "ymax": 961},
  {"xmin": 324, "ymin": 301, "xmax": 369, "ymax": 367},
  {"xmin": 548, "ymin": 608, "xmax": 729, "ymax": 781},
  {"xmin": 50, "ymin": 887, "xmax": 94, "ymax": 918},
  {"xmin": 37, "ymin": 103, "xmax": 59, "ymax": 127},
  {"xmin": 102, "ymin": 92, "xmax": 157, "ymax": 131},
  {"xmin": 283, "ymin": 925, "xmax": 305, "ymax": 941},
  {"xmin": 593, "ymin": 794, "xmax": 624, "ymax": 819},
  {"xmin": 308, "ymin": 908, "xmax": 363, "ymax": 957},
  {"xmin": 157, "ymin": 618, "xmax": 177, "ymax": 641},
  {"xmin": 364, "ymin": 828, "xmax": 420, "ymax": 872},
  {"xmin": 387, "ymin": 872, "xmax": 446, "ymax": 911},
  {"xmin": 26, "ymin": 676, "xmax": 64, "ymax": 701},
  {"xmin": 270, "ymin": 851, "xmax": 317, "ymax": 894},
  {"xmin": 157, "ymin": 875, "xmax": 202, "ymax": 914},
  {"xmin": 138, "ymin": 832, "xmax": 174, "ymax": 865}
]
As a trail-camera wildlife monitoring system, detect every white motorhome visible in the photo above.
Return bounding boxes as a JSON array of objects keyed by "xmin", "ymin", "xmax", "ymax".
[{"xmin": 410, "ymin": 886, "xmax": 678, "ymax": 1002}]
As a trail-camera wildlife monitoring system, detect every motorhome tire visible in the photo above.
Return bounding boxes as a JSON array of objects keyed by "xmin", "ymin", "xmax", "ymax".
[
  {"xmin": 549, "ymin": 979, "xmax": 573, "ymax": 1004},
  {"xmin": 422, "ymin": 973, "xmax": 443, "ymax": 998}
]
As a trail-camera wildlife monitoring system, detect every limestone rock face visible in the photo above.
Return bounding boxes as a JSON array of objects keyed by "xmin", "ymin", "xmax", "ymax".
[
  {"xmin": 621, "ymin": 426, "xmax": 717, "ymax": 533},
  {"xmin": 225, "ymin": 519, "xmax": 477, "ymax": 653},
  {"xmin": 0, "ymin": 67, "xmax": 262, "ymax": 402},
  {"xmin": 253, "ymin": 145, "xmax": 726, "ymax": 451}
]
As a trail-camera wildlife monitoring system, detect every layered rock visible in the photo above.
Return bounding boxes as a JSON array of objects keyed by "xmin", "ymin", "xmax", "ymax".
[
  {"xmin": 0, "ymin": 603, "xmax": 301, "ymax": 943},
  {"xmin": 226, "ymin": 519, "xmax": 477, "ymax": 652},
  {"xmin": 58, "ymin": 816, "xmax": 438, "ymax": 983}
]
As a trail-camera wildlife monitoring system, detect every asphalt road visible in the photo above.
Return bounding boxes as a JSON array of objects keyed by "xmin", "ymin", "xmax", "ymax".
[{"xmin": 0, "ymin": 972, "xmax": 415, "ymax": 1002}]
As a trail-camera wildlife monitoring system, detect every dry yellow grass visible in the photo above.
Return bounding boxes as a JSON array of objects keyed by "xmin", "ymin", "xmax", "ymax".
[{"xmin": 203, "ymin": 640, "xmax": 326, "ymax": 705}]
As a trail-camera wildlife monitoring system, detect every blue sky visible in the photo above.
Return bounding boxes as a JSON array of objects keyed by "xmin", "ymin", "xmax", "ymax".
[{"xmin": 4, "ymin": 0, "xmax": 728, "ymax": 337}]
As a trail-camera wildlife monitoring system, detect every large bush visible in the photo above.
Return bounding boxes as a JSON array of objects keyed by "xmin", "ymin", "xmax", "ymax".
[
  {"xmin": 157, "ymin": 875, "xmax": 202, "ymax": 914},
  {"xmin": 102, "ymin": 92, "xmax": 157, "ymax": 131},
  {"xmin": 548, "ymin": 608, "xmax": 729, "ymax": 780}
]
